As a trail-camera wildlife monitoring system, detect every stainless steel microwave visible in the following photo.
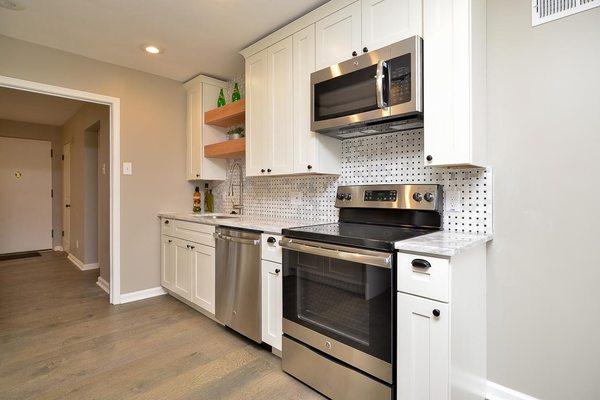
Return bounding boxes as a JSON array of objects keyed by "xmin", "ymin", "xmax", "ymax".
[{"xmin": 311, "ymin": 36, "xmax": 423, "ymax": 139}]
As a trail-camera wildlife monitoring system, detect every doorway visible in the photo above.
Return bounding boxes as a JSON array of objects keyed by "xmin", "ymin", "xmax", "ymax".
[
  {"xmin": 0, "ymin": 137, "xmax": 53, "ymax": 254},
  {"xmin": 62, "ymin": 142, "xmax": 71, "ymax": 252}
]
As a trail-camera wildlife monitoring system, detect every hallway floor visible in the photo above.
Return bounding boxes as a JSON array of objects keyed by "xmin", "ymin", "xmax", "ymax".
[{"xmin": 0, "ymin": 251, "xmax": 323, "ymax": 400}]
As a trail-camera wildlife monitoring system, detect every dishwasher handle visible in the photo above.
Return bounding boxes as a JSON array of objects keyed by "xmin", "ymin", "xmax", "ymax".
[{"xmin": 213, "ymin": 232, "xmax": 260, "ymax": 245}]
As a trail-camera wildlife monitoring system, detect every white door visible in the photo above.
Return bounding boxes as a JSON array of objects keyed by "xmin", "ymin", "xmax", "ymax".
[
  {"xmin": 161, "ymin": 235, "xmax": 175, "ymax": 290},
  {"xmin": 62, "ymin": 142, "xmax": 71, "ymax": 252},
  {"xmin": 190, "ymin": 242, "xmax": 215, "ymax": 314},
  {"xmin": 397, "ymin": 292, "xmax": 449, "ymax": 400},
  {"xmin": 315, "ymin": 1, "xmax": 362, "ymax": 70},
  {"xmin": 361, "ymin": 0, "xmax": 422, "ymax": 51},
  {"xmin": 267, "ymin": 36, "xmax": 294, "ymax": 175},
  {"xmin": 245, "ymin": 48, "xmax": 271, "ymax": 177},
  {"xmin": 261, "ymin": 260, "xmax": 282, "ymax": 351},
  {"xmin": 173, "ymin": 238, "xmax": 192, "ymax": 300},
  {"xmin": 0, "ymin": 137, "xmax": 52, "ymax": 254}
]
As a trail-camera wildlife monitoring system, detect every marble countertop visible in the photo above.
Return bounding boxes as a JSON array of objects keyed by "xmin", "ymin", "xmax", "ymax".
[
  {"xmin": 394, "ymin": 231, "xmax": 492, "ymax": 257},
  {"xmin": 157, "ymin": 212, "xmax": 328, "ymax": 234}
]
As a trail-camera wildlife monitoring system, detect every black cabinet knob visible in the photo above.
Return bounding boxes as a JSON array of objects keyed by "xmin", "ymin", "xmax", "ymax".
[
  {"xmin": 196, "ymin": 174, "xmax": 200, "ymax": 177},
  {"xmin": 168, "ymin": 239, "xmax": 172, "ymax": 243},
  {"xmin": 426, "ymin": 155, "xmax": 433, "ymax": 162},
  {"xmin": 65, "ymin": 204, "xmax": 70, "ymax": 208},
  {"xmin": 352, "ymin": 51, "xmax": 357, "ymax": 57},
  {"xmin": 164, "ymin": 220, "xmax": 169, "ymax": 224},
  {"xmin": 261, "ymin": 169, "xmax": 265, "ymax": 173},
  {"xmin": 307, "ymin": 165, "xmax": 313, "ymax": 170},
  {"xmin": 275, "ymin": 269, "xmax": 281, "ymax": 274},
  {"xmin": 267, "ymin": 237, "xmax": 276, "ymax": 244},
  {"xmin": 190, "ymin": 245, "xmax": 195, "ymax": 250},
  {"xmin": 433, "ymin": 309, "xmax": 441, "ymax": 317},
  {"xmin": 363, "ymin": 47, "xmax": 368, "ymax": 53},
  {"xmin": 267, "ymin": 168, "xmax": 272, "ymax": 173}
]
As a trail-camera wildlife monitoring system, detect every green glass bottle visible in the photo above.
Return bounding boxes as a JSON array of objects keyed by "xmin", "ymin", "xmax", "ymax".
[
  {"xmin": 217, "ymin": 89, "xmax": 226, "ymax": 107},
  {"xmin": 231, "ymin": 83, "xmax": 241, "ymax": 102}
]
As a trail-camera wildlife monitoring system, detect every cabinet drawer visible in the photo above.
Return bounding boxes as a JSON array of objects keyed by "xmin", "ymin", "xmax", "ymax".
[
  {"xmin": 161, "ymin": 218, "xmax": 174, "ymax": 236},
  {"xmin": 261, "ymin": 233, "xmax": 282, "ymax": 263},
  {"xmin": 172, "ymin": 220, "xmax": 215, "ymax": 247},
  {"xmin": 397, "ymin": 253, "xmax": 449, "ymax": 302}
]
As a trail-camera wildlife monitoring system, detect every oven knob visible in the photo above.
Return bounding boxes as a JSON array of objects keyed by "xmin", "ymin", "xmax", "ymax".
[
  {"xmin": 424, "ymin": 192, "xmax": 435, "ymax": 202},
  {"xmin": 337, "ymin": 193, "xmax": 345, "ymax": 200},
  {"xmin": 345, "ymin": 193, "xmax": 352, "ymax": 201},
  {"xmin": 412, "ymin": 192, "xmax": 423, "ymax": 202}
]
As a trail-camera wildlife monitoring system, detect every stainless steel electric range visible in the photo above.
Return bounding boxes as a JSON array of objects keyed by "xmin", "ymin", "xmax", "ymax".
[{"xmin": 280, "ymin": 184, "xmax": 443, "ymax": 400}]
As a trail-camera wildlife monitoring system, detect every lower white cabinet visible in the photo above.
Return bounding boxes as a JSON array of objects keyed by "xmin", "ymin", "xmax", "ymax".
[
  {"xmin": 160, "ymin": 218, "xmax": 216, "ymax": 316},
  {"xmin": 396, "ymin": 292, "xmax": 449, "ymax": 400},
  {"xmin": 190, "ymin": 243, "xmax": 216, "ymax": 314},
  {"xmin": 261, "ymin": 259, "xmax": 283, "ymax": 351}
]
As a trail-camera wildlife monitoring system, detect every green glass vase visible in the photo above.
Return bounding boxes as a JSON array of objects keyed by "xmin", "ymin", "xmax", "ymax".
[
  {"xmin": 231, "ymin": 83, "xmax": 241, "ymax": 102},
  {"xmin": 217, "ymin": 89, "xmax": 226, "ymax": 107}
]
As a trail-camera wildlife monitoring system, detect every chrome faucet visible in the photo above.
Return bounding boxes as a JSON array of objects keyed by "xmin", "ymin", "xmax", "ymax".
[{"xmin": 228, "ymin": 161, "xmax": 244, "ymax": 215}]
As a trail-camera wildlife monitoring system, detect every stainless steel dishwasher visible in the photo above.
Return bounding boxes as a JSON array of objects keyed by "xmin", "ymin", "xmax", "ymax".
[{"xmin": 214, "ymin": 227, "xmax": 262, "ymax": 343}]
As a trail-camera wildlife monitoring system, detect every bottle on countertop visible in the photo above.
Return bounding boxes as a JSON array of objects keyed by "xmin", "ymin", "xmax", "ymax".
[
  {"xmin": 193, "ymin": 186, "xmax": 201, "ymax": 213},
  {"xmin": 204, "ymin": 183, "xmax": 214, "ymax": 213}
]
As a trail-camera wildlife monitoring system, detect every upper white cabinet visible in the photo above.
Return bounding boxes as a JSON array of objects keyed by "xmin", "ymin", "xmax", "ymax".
[
  {"xmin": 315, "ymin": 1, "xmax": 362, "ymax": 70},
  {"xmin": 423, "ymin": 0, "xmax": 486, "ymax": 167},
  {"xmin": 293, "ymin": 25, "xmax": 342, "ymax": 175},
  {"xmin": 183, "ymin": 75, "xmax": 228, "ymax": 181},
  {"xmin": 362, "ymin": 0, "xmax": 423, "ymax": 51},
  {"xmin": 245, "ymin": 49, "xmax": 270, "ymax": 177}
]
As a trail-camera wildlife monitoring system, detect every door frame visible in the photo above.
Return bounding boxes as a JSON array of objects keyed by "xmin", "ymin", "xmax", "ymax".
[
  {"xmin": 62, "ymin": 142, "xmax": 71, "ymax": 252},
  {"xmin": 0, "ymin": 75, "xmax": 122, "ymax": 304}
]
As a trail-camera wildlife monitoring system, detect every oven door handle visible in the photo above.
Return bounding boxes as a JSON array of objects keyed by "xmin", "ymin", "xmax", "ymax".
[
  {"xmin": 279, "ymin": 238, "xmax": 392, "ymax": 269},
  {"xmin": 375, "ymin": 60, "xmax": 388, "ymax": 109}
]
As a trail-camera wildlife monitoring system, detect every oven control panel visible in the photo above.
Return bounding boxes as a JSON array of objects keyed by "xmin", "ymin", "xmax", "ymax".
[{"xmin": 335, "ymin": 184, "xmax": 442, "ymax": 211}]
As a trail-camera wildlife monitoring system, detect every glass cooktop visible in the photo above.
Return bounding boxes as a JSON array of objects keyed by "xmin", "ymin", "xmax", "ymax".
[{"xmin": 282, "ymin": 222, "xmax": 435, "ymax": 251}]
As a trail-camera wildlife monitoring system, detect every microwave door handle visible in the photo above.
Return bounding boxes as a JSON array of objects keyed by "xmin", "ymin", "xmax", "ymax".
[{"xmin": 375, "ymin": 60, "xmax": 388, "ymax": 109}]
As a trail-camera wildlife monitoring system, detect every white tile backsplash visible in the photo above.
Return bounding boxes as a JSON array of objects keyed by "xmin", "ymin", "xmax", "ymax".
[{"xmin": 212, "ymin": 129, "xmax": 493, "ymax": 235}]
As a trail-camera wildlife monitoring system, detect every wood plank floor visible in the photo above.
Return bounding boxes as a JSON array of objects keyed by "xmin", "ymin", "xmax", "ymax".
[{"xmin": 0, "ymin": 251, "xmax": 325, "ymax": 400}]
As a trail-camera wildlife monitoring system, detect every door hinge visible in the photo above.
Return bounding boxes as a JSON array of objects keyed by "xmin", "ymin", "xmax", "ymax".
[
  {"xmin": 51, "ymin": 149, "xmax": 53, "ymax": 157},
  {"xmin": 62, "ymin": 230, "xmax": 64, "ymax": 237},
  {"xmin": 51, "ymin": 230, "xmax": 54, "ymax": 238},
  {"xmin": 51, "ymin": 189, "xmax": 53, "ymax": 198},
  {"xmin": 61, "ymin": 154, "xmax": 64, "ymax": 161}
]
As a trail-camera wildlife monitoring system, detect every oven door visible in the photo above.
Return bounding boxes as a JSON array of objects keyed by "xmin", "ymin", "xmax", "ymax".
[{"xmin": 280, "ymin": 237, "xmax": 394, "ymax": 383}]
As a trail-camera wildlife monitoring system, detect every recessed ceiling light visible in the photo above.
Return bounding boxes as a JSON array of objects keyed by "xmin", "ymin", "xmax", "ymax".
[
  {"xmin": 0, "ymin": 0, "xmax": 26, "ymax": 10},
  {"xmin": 142, "ymin": 45, "xmax": 162, "ymax": 55}
]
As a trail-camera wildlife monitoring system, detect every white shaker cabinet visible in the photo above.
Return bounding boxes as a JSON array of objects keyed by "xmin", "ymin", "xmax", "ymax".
[
  {"xmin": 361, "ymin": 0, "xmax": 423, "ymax": 51},
  {"xmin": 172, "ymin": 238, "xmax": 192, "ymax": 300},
  {"xmin": 396, "ymin": 293, "xmax": 449, "ymax": 400},
  {"xmin": 245, "ymin": 48, "xmax": 271, "ymax": 177},
  {"xmin": 261, "ymin": 259, "xmax": 283, "ymax": 351},
  {"xmin": 160, "ymin": 235, "xmax": 175, "ymax": 291},
  {"xmin": 315, "ymin": 1, "xmax": 362, "ymax": 70},
  {"xmin": 190, "ymin": 243, "xmax": 216, "ymax": 314},
  {"xmin": 423, "ymin": 0, "xmax": 486, "ymax": 167},
  {"xmin": 183, "ymin": 75, "xmax": 228, "ymax": 180},
  {"xmin": 292, "ymin": 25, "xmax": 341, "ymax": 175}
]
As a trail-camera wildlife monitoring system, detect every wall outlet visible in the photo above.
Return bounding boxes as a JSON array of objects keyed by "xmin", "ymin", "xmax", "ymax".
[
  {"xmin": 122, "ymin": 162, "xmax": 132, "ymax": 175},
  {"xmin": 290, "ymin": 191, "xmax": 303, "ymax": 205},
  {"xmin": 444, "ymin": 190, "xmax": 462, "ymax": 213}
]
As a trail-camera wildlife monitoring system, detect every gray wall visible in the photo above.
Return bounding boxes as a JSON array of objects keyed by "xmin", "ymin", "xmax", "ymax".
[
  {"xmin": 0, "ymin": 119, "xmax": 63, "ymax": 248},
  {"xmin": 0, "ymin": 34, "xmax": 194, "ymax": 293},
  {"xmin": 486, "ymin": 2, "xmax": 600, "ymax": 399}
]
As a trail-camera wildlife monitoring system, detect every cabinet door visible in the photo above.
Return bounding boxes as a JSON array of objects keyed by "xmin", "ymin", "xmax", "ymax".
[
  {"xmin": 397, "ymin": 292, "xmax": 449, "ymax": 400},
  {"xmin": 245, "ymin": 48, "xmax": 271, "ymax": 177},
  {"xmin": 160, "ymin": 235, "xmax": 175, "ymax": 290},
  {"xmin": 315, "ymin": 1, "xmax": 361, "ymax": 70},
  {"xmin": 172, "ymin": 239, "xmax": 192, "ymax": 300},
  {"xmin": 190, "ymin": 243, "xmax": 216, "ymax": 314},
  {"xmin": 267, "ymin": 36, "xmax": 294, "ymax": 175},
  {"xmin": 185, "ymin": 84, "xmax": 202, "ymax": 180},
  {"xmin": 261, "ymin": 260, "xmax": 282, "ymax": 351},
  {"xmin": 361, "ymin": 0, "xmax": 422, "ymax": 51},
  {"xmin": 200, "ymin": 82, "xmax": 227, "ymax": 180}
]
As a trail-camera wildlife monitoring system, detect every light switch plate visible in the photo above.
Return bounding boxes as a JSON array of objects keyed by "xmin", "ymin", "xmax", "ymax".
[
  {"xmin": 122, "ymin": 162, "xmax": 132, "ymax": 175},
  {"xmin": 444, "ymin": 190, "xmax": 462, "ymax": 213}
]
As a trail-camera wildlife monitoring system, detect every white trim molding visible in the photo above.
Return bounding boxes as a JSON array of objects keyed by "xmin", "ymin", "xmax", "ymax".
[
  {"xmin": 487, "ymin": 381, "xmax": 540, "ymax": 400},
  {"xmin": 53, "ymin": 246, "xmax": 64, "ymax": 251},
  {"xmin": 67, "ymin": 253, "xmax": 99, "ymax": 271},
  {"xmin": 96, "ymin": 276, "xmax": 110, "ymax": 294},
  {"xmin": 0, "ymin": 75, "xmax": 121, "ymax": 305},
  {"xmin": 120, "ymin": 287, "xmax": 167, "ymax": 304}
]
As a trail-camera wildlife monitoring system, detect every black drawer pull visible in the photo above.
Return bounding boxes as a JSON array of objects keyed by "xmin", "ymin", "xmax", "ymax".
[{"xmin": 411, "ymin": 259, "xmax": 431, "ymax": 269}]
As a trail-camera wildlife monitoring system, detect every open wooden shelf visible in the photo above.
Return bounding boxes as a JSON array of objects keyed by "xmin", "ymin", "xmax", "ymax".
[
  {"xmin": 204, "ymin": 137, "xmax": 246, "ymax": 159},
  {"xmin": 204, "ymin": 99, "xmax": 245, "ymax": 127}
]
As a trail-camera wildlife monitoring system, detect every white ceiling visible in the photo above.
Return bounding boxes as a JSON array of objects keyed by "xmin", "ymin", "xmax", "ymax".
[
  {"xmin": 0, "ymin": 0, "xmax": 329, "ymax": 82},
  {"xmin": 0, "ymin": 87, "xmax": 85, "ymax": 126}
]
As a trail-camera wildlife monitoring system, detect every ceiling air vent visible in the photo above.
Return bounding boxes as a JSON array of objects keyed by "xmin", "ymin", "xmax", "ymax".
[{"xmin": 532, "ymin": 0, "xmax": 599, "ymax": 26}]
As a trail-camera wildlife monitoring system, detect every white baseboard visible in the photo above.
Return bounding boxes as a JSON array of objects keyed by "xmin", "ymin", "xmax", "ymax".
[
  {"xmin": 119, "ymin": 286, "xmax": 167, "ymax": 304},
  {"xmin": 487, "ymin": 381, "xmax": 539, "ymax": 400},
  {"xmin": 53, "ymin": 245, "xmax": 64, "ymax": 251},
  {"xmin": 96, "ymin": 276, "xmax": 110, "ymax": 294},
  {"xmin": 67, "ymin": 253, "xmax": 99, "ymax": 271}
]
